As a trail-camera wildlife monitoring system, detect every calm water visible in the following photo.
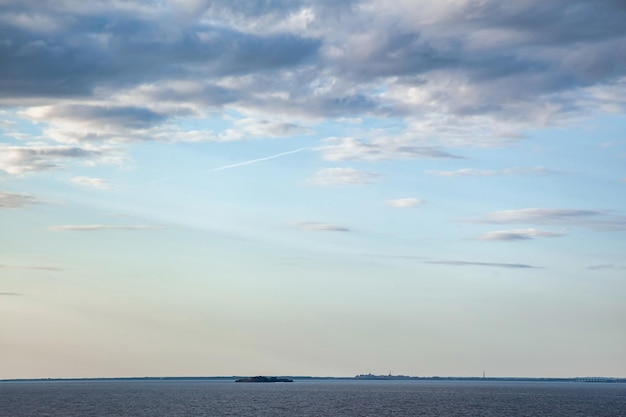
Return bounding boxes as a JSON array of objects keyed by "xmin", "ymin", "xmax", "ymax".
[{"xmin": 1, "ymin": 380, "xmax": 625, "ymax": 417}]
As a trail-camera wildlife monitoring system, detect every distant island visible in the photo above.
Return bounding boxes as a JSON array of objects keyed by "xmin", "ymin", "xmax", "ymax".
[
  {"xmin": 235, "ymin": 376, "xmax": 293, "ymax": 383},
  {"xmin": 2, "ymin": 375, "xmax": 625, "ymax": 383}
]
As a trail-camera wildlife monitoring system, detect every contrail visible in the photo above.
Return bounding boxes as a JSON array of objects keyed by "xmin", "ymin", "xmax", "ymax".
[{"xmin": 211, "ymin": 147, "xmax": 310, "ymax": 172}]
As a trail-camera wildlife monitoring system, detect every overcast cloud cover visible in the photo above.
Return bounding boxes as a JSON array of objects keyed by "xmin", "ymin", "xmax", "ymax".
[{"xmin": 1, "ymin": 0, "xmax": 625, "ymax": 379}]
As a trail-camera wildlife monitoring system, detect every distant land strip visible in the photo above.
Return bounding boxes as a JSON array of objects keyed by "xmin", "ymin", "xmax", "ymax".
[{"xmin": 2, "ymin": 376, "xmax": 625, "ymax": 383}]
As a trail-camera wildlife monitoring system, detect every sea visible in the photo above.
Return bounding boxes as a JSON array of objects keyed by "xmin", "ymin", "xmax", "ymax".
[{"xmin": 1, "ymin": 379, "xmax": 625, "ymax": 417}]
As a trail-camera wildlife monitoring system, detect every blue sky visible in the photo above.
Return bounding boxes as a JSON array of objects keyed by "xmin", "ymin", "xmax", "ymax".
[{"xmin": 1, "ymin": 0, "xmax": 625, "ymax": 379}]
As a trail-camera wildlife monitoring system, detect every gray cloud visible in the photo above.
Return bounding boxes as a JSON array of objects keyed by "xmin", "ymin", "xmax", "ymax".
[
  {"xmin": 586, "ymin": 264, "xmax": 626, "ymax": 271},
  {"xmin": 34, "ymin": 104, "xmax": 167, "ymax": 130},
  {"xmin": 0, "ymin": 2, "xmax": 320, "ymax": 101},
  {"xmin": 47, "ymin": 225, "xmax": 162, "ymax": 232},
  {"xmin": 0, "ymin": 144, "xmax": 123, "ymax": 174},
  {"xmin": 0, "ymin": 292, "xmax": 22, "ymax": 296},
  {"xmin": 294, "ymin": 222, "xmax": 350, "ymax": 232},
  {"xmin": 425, "ymin": 260, "xmax": 543, "ymax": 269},
  {"xmin": 0, "ymin": 189, "xmax": 40, "ymax": 208},
  {"xmin": 309, "ymin": 167, "xmax": 380, "ymax": 186},
  {"xmin": 476, "ymin": 228, "xmax": 566, "ymax": 241},
  {"xmin": 0, "ymin": 0, "xmax": 625, "ymax": 175}
]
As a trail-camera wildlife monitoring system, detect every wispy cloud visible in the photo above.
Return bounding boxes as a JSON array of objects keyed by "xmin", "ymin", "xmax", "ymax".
[
  {"xmin": 476, "ymin": 228, "xmax": 566, "ymax": 241},
  {"xmin": 425, "ymin": 260, "xmax": 543, "ymax": 269},
  {"xmin": 211, "ymin": 147, "xmax": 310, "ymax": 172},
  {"xmin": 318, "ymin": 137, "xmax": 461, "ymax": 162},
  {"xmin": 586, "ymin": 264, "xmax": 626, "ymax": 270},
  {"xmin": 0, "ymin": 292, "xmax": 22, "ymax": 296},
  {"xmin": 470, "ymin": 208, "xmax": 626, "ymax": 232},
  {"xmin": 71, "ymin": 176, "xmax": 113, "ymax": 189},
  {"xmin": 477, "ymin": 208, "xmax": 601, "ymax": 223},
  {"xmin": 428, "ymin": 167, "xmax": 553, "ymax": 177},
  {"xmin": 0, "ymin": 189, "xmax": 41, "ymax": 209},
  {"xmin": 47, "ymin": 225, "xmax": 162, "ymax": 232},
  {"xmin": 309, "ymin": 167, "xmax": 380, "ymax": 186},
  {"xmin": 294, "ymin": 222, "xmax": 351, "ymax": 232},
  {"xmin": 387, "ymin": 198, "xmax": 425, "ymax": 208},
  {"xmin": 0, "ymin": 264, "xmax": 63, "ymax": 271}
]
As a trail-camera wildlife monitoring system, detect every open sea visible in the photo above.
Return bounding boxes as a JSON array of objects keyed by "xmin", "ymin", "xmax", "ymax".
[{"xmin": 1, "ymin": 379, "xmax": 625, "ymax": 417}]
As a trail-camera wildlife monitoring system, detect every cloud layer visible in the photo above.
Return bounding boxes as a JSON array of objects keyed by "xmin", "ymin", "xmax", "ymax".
[{"xmin": 1, "ymin": 0, "xmax": 624, "ymax": 176}]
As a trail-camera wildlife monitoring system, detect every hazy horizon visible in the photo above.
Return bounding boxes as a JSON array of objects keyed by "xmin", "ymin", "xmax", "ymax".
[{"xmin": 2, "ymin": 0, "xmax": 625, "ymax": 380}]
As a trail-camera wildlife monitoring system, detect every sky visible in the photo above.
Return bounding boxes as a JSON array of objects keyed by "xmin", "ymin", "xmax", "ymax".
[{"xmin": 1, "ymin": 0, "xmax": 625, "ymax": 379}]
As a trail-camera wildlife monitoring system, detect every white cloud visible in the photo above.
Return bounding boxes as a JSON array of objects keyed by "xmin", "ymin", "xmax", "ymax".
[
  {"xmin": 294, "ymin": 222, "xmax": 350, "ymax": 232},
  {"xmin": 309, "ymin": 167, "xmax": 380, "ymax": 186},
  {"xmin": 428, "ymin": 167, "xmax": 552, "ymax": 177},
  {"xmin": 387, "ymin": 198, "xmax": 425, "ymax": 208},
  {"xmin": 477, "ymin": 208, "xmax": 601, "ymax": 223},
  {"xmin": 71, "ymin": 176, "xmax": 113, "ymax": 190},
  {"xmin": 318, "ymin": 137, "xmax": 460, "ymax": 162},
  {"xmin": 219, "ymin": 118, "xmax": 313, "ymax": 141},
  {"xmin": 476, "ymin": 228, "xmax": 566, "ymax": 241}
]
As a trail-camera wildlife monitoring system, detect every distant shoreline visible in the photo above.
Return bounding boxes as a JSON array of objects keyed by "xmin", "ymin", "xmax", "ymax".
[{"xmin": 2, "ymin": 376, "xmax": 625, "ymax": 383}]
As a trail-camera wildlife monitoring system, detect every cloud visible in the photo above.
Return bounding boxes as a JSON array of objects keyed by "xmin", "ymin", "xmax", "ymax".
[
  {"xmin": 309, "ymin": 167, "xmax": 380, "ymax": 186},
  {"xmin": 476, "ymin": 228, "xmax": 566, "ymax": 241},
  {"xmin": 294, "ymin": 222, "xmax": 350, "ymax": 232},
  {"xmin": 318, "ymin": 137, "xmax": 461, "ymax": 162},
  {"xmin": 586, "ymin": 264, "xmax": 626, "ymax": 271},
  {"xmin": 211, "ymin": 147, "xmax": 310, "ymax": 171},
  {"xmin": 0, "ymin": 264, "xmax": 62, "ymax": 271},
  {"xmin": 0, "ymin": 0, "xmax": 623, "ymax": 172},
  {"xmin": 387, "ymin": 198, "xmax": 425, "ymax": 208},
  {"xmin": 0, "ymin": 292, "xmax": 22, "ymax": 296},
  {"xmin": 428, "ymin": 167, "xmax": 553, "ymax": 177},
  {"xmin": 478, "ymin": 208, "xmax": 601, "ymax": 223},
  {"xmin": 471, "ymin": 208, "xmax": 626, "ymax": 232},
  {"xmin": 0, "ymin": 4, "xmax": 320, "ymax": 102},
  {"xmin": 218, "ymin": 118, "xmax": 313, "ymax": 141},
  {"xmin": 0, "ymin": 144, "xmax": 124, "ymax": 174},
  {"xmin": 71, "ymin": 176, "xmax": 113, "ymax": 190},
  {"xmin": 0, "ymin": 189, "xmax": 40, "ymax": 209},
  {"xmin": 0, "ymin": 0, "xmax": 625, "ymax": 188},
  {"xmin": 47, "ymin": 225, "xmax": 162, "ymax": 232},
  {"xmin": 424, "ymin": 260, "xmax": 543, "ymax": 269}
]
